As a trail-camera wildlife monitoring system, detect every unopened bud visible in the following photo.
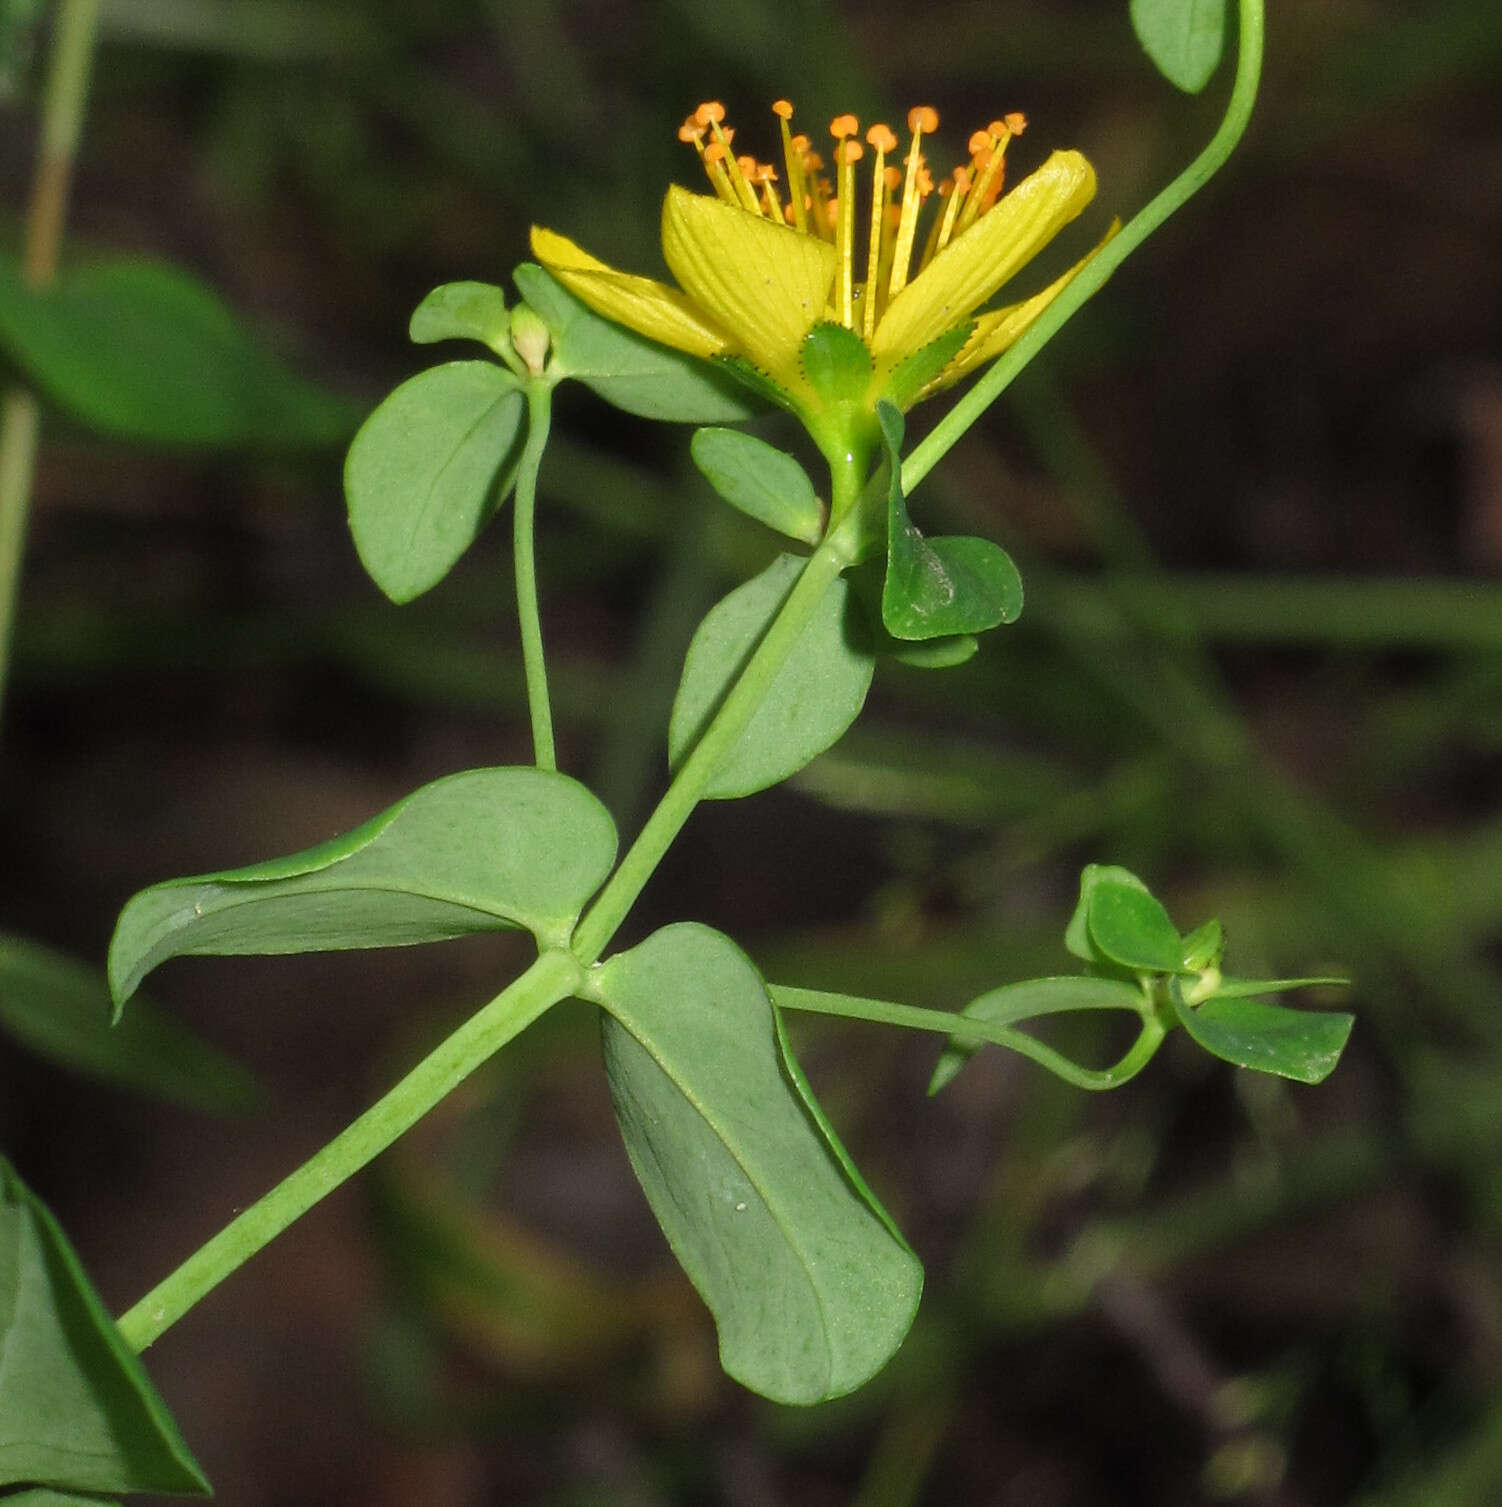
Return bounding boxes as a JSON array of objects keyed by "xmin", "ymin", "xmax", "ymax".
[{"xmin": 509, "ymin": 304, "xmax": 550, "ymax": 375}]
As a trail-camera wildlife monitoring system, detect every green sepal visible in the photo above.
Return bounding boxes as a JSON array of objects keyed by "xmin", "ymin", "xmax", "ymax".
[
  {"xmin": 800, "ymin": 322, "xmax": 872, "ymax": 409},
  {"xmin": 876, "ymin": 401, "xmax": 1023, "ymax": 640},
  {"xmin": 408, "ymin": 280, "xmax": 511, "ymax": 352},
  {"xmin": 0, "ymin": 1158, "xmax": 210, "ymax": 1496},
  {"xmin": 1171, "ymin": 980, "xmax": 1354, "ymax": 1084},
  {"xmin": 513, "ymin": 263, "xmax": 759, "ymax": 422},
  {"xmin": 108, "ymin": 767, "xmax": 618, "ymax": 1010},
  {"xmin": 881, "ymin": 321, "xmax": 972, "ymax": 411}
]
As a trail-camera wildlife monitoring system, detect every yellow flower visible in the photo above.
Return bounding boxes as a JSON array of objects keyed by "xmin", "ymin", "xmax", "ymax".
[{"xmin": 531, "ymin": 101, "xmax": 1101, "ymax": 464}]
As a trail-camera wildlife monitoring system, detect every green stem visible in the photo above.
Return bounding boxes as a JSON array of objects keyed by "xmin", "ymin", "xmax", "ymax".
[
  {"xmin": 115, "ymin": 947, "xmax": 583, "ymax": 1351},
  {"xmin": 514, "ymin": 380, "xmax": 556, "ymax": 770},
  {"xmin": 570, "ymin": 505, "xmax": 862, "ymax": 965},
  {"xmin": 901, "ymin": 0, "xmax": 1265, "ymax": 495},
  {"xmin": 0, "ymin": 0, "xmax": 101, "ymax": 728},
  {"xmin": 772, "ymin": 985, "xmax": 1166, "ymax": 1092}
]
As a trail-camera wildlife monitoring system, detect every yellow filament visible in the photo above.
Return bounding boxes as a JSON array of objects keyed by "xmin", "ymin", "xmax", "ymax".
[
  {"xmin": 774, "ymin": 101, "xmax": 809, "ymax": 233},
  {"xmin": 887, "ymin": 106, "xmax": 937, "ymax": 303},
  {"xmin": 862, "ymin": 124, "xmax": 897, "ymax": 338},
  {"xmin": 953, "ymin": 126, "xmax": 1011, "ymax": 237},
  {"xmin": 833, "ymin": 136, "xmax": 862, "ymax": 328}
]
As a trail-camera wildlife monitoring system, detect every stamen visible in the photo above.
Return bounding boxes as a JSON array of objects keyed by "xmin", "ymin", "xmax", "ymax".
[
  {"xmin": 704, "ymin": 115, "xmax": 761, "ymax": 214},
  {"xmin": 773, "ymin": 101, "xmax": 809, "ymax": 233},
  {"xmin": 700, "ymin": 140, "xmax": 741, "ymax": 206},
  {"xmin": 862, "ymin": 123, "xmax": 898, "ymax": 339},
  {"xmin": 833, "ymin": 136, "xmax": 863, "ymax": 328},
  {"xmin": 888, "ymin": 106, "xmax": 937, "ymax": 304},
  {"xmin": 920, "ymin": 165, "xmax": 969, "ymax": 269},
  {"xmin": 953, "ymin": 120, "xmax": 1010, "ymax": 237}
]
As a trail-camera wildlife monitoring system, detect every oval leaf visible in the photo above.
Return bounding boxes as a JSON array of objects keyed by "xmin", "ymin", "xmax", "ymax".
[
  {"xmin": 0, "ymin": 933, "xmax": 256, "ymax": 1112},
  {"xmin": 930, "ymin": 974, "xmax": 1146, "ymax": 1093},
  {"xmin": 408, "ymin": 280, "xmax": 510, "ymax": 349},
  {"xmin": 0, "ymin": 255, "xmax": 355, "ymax": 448},
  {"xmin": 595, "ymin": 924, "xmax": 921, "ymax": 1404},
  {"xmin": 690, "ymin": 428, "xmax": 824, "ymax": 544},
  {"xmin": 1130, "ymin": 0, "xmax": 1227, "ymax": 93},
  {"xmin": 877, "ymin": 403, "xmax": 1022, "ymax": 639},
  {"xmin": 1172, "ymin": 988, "xmax": 1355, "ymax": 1084},
  {"xmin": 513, "ymin": 263, "xmax": 759, "ymax": 423},
  {"xmin": 109, "ymin": 767, "xmax": 617, "ymax": 1009},
  {"xmin": 1064, "ymin": 863, "xmax": 1153, "ymax": 962},
  {"xmin": 1088, "ymin": 880, "xmax": 1185, "ymax": 973},
  {"xmin": 668, "ymin": 553, "xmax": 875, "ymax": 799},
  {"xmin": 0, "ymin": 1158, "xmax": 209, "ymax": 1496},
  {"xmin": 345, "ymin": 360, "xmax": 524, "ymax": 603}
]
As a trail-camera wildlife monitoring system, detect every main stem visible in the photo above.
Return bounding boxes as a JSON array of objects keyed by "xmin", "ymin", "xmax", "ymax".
[
  {"xmin": 514, "ymin": 381, "xmax": 556, "ymax": 770},
  {"xmin": 0, "ymin": 0, "xmax": 101, "ymax": 728},
  {"xmin": 901, "ymin": 0, "xmax": 1265, "ymax": 495},
  {"xmin": 570, "ymin": 495, "xmax": 861, "ymax": 965},
  {"xmin": 116, "ymin": 947, "xmax": 583, "ymax": 1352}
]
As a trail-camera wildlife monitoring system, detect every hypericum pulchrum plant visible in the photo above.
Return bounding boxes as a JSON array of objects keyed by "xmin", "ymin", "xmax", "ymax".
[{"xmin": 1, "ymin": 0, "xmax": 1354, "ymax": 1493}]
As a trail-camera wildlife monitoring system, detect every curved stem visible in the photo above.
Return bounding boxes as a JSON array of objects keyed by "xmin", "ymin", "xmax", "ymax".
[
  {"xmin": 772, "ymin": 985, "xmax": 1167, "ymax": 1091},
  {"xmin": 0, "ymin": 0, "xmax": 101, "ymax": 732},
  {"xmin": 902, "ymin": 0, "xmax": 1265, "ymax": 496},
  {"xmin": 514, "ymin": 380, "xmax": 556, "ymax": 770},
  {"xmin": 116, "ymin": 947, "xmax": 583, "ymax": 1351},
  {"xmin": 571, "ymin": 496, "xmax": 864, "ymax": 966}
]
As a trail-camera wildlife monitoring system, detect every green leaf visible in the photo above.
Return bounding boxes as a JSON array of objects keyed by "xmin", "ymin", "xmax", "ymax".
[
  {"xmin": 690, "ymin": 428, "xmax": 824, "ymax": 545},
  {"xmin": 4, "ymin": 1491, "xmax": 120, "ymax": 1506},
  {"xmin": 108, "ymin": 767, "xmax": 617, "ymax": 1009},
  {"xmin": 0, "ymin": 934, "xmax": 256, "ymax": 1112},
  {"xmin": 344, "ymin": 360, "xmax": 525, "ymax": 604},
  {"xmin": 1088, "ymin": 880, "xmax": 1185, "ymax": 973},
  {"xmin": 1207, "ymin": 973, "xmax": 1350, "ymax": 1000},
  {"xmin": 929, "ymin": 974, "xmax": 1146, "ymax": 1093},
  {"xmin": 1064, "ymin": 863, "xmax": 1154, "ymax": 963},
  {"xmin": 877, "ymin": 402, "xmax": 1023, "ymax": 640},
  {"xmin": 1130, "ymin": 0, "xmax": 1227, "ymax": 93},
  {"xmin": 885, "ymin": 634, "xmax": 978, "ymax": 669},
  {"xmin": 512, "ymin": 263, "xmax": 759, "ymax": 423},
  {"xmin": 1179, "ymin": 917, "xmax": 1223, "ymax": 970},
  {"xmin": 1172, "ymin": 985, "xmax": 1355, "ymax": 1084},
  {"xmin": 0, "ymin": 254, "xmax": 356, "ymax": 448},
  {"xmin": 408, "ymin": 281, "xmax": 510, "ymax": 350},
  {"xmin": 668, "ymin": 553, "xmax": 875, "ymax": 799},
  {"xmin": 595, "ymin": 924, "xmax": 921, "ymax": 1404},
  {"xmin": 0, "ymin": 1158, "xmax": 209, "ymax": 1495}
]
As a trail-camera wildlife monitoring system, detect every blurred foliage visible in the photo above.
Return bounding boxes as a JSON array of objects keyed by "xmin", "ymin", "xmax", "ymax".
[{"xmin": 1, "ymin": 0, "xmax": 1500, "ymax": 1503}]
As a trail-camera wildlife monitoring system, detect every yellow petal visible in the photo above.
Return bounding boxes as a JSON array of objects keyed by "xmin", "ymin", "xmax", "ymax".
[
  {"xmin": 871, "ymin": 149, "xmax": 1096, "ymax": 361},
  {"xmin": 659, "ymin": 185, "xmax": 837, "ymax": 382},
  {"xmin": 529, "ymin": 225, "xmax": 731, "ymax": 360},
  {"xmin": 920, "ymin": 218, "xmax": 1120, "ymax": 399}
]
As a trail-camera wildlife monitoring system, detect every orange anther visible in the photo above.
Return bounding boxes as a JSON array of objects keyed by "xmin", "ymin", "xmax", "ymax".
[
  {"xmin": 866, "ymin": 123, "xmax": 898, "ymax": 154},
  {"xmin": 829, "ymin": 113, "xmax": 859, "ymax": 139},
  {"xmin": 824, "ymin": 200, "xmax": 839, "ymax": 229},
  {"xmin": 737, "ymin": 154, "xmax": 758, "ymax": 176},
  {"xmin": 772, "ymin": 99, "xmax": 794, "ymax": 119},
  {"xmin": 803, "ymin": 150, "xmax": 824, "ymax": 171},
  {"xmin": 1005, "ymin": 111, "xmax": 1027, "ymax": 135},
  {"xmin": 987, "ymin": 119, "xmax": 1010, "ymax": 138},
  {"xmin": 969, "ymin": 129, "xmax": 993, "ymax": 156},
  {"xmin": 704, "ymin": 142, "xmax": 726, "ymax": 163},
  {"xmin": 883, "ymin": 165, "xmax": 901, "ymax": 191},
  {"xmin": 678, "ymin": 119, "xmax": 705, "ymax": 143},
  {"xmin": 790, "ymin": 133, "xmax": 811, "ymax": 154},
  {"xmin": 953, "ymin": 165, "xmax": 973, "ymax": 191},
  {"xmin": 837, "ymin": 138, "xmax": 864, "ymax": 164},
  {"xmin": 695, "ymin": 101, "xmax": 726, "ymax": 125},
  {"xmin": 971, "ymin": 145, "xmax": 993, "ymax": 171},
  {"xmin": 907, "ymin": 105, "xmax": 939, "ymax": 135}
]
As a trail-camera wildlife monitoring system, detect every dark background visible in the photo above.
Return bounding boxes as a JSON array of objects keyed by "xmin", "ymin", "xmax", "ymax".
[{"xmin": 3, "ymin": 0, "xmax": 1501, "ymax": 1503}]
